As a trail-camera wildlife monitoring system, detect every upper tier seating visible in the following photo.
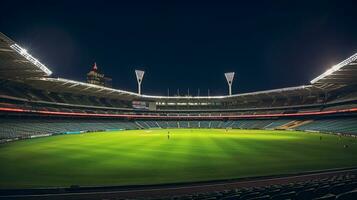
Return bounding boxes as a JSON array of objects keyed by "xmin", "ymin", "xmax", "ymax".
[{"xmin": 1, "ymin": 80, "xmax": 357, "ymax": 114}]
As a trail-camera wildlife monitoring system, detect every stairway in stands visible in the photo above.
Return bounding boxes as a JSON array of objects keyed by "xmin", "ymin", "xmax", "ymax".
[{"xmin": 277, "ymin": 120, "xmax": 313, "ymax": 130}]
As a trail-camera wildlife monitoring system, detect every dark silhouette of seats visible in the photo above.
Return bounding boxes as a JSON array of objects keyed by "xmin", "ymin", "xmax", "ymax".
[
  {"xmin": 220, "ymin": 194, "xmax": 240, "ymax": 200},
  {"xmin": 315, "ymin": 185, "xmax": 332, "ymax": 198},
  {"xmin": 264, "ymin": 189, "xmax": 282, "ymax": 197},
  {"xmin": 330, "ymin": 183, "xmax": 348, "ymax": 195},
  {"xmin": 247, "ymin": 195, "xmax": 270, "ymax": 200},
  {"xmin": 4, "ymin": 173, "xmax": 356, "ymax": 200},
  {"xmin": 270, "ymin": 191, "xmax": 296, "ymax": 200},
  {"xmin": 331, "ymin": 182, "xmax": 357, "ymax": 195},
  {"xmin": 202, "ymin": 197, "xmax": 217, "ymax": 200},
  {"xmin": 239, "ymin": 191, "xmax": 261, "ymax": 199},
  {"xmin": 313, "ymin": 194, "xmax": 336, "ymax": 200},
  {"xmin": 336, "ymin": 189, "xmax": 357, "ymax": 200},
  {"xmin": 296, "ymin": 188, "xmax": 316, "ymax": 200}
]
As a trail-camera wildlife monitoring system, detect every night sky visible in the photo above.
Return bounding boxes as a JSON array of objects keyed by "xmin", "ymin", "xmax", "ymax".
[{"xmin": 1, "ymin": 0, "xmax": 357, "ymax": 96}]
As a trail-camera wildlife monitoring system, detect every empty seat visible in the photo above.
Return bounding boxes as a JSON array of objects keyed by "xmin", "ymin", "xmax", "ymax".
[
  {"xmin": 336, "ymin": 189, "xmax": 357, "ymax": 200},
  {"xmin": 296, "ymin": 188, "xmax": 316, "ymax": 200},
  {"xmin": 314, "ymin": 194, "xmax": 337, "ymax": 200},
  {"xmin": 271, "ymin": 191, "xmax": 296, "ymax": 200}
]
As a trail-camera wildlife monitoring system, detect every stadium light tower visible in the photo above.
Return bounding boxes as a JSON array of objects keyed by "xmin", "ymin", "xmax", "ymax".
[
  {"xmin": 135, "ymin": 70, "xmax": 145, "ymax": 95},
  {"xmin": 224, "ymin": 72, "xmax": 235, "ymax": 96}
]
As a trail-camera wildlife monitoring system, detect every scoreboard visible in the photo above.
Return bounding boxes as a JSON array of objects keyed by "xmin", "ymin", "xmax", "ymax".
[{"xmin": 132, "ymin": 101, "xmax": 157, "ymax": 111}]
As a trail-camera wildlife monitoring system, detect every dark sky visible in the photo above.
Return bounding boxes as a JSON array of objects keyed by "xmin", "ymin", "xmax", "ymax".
[{"xmin": 1, "ymin": 0, "xmax": 357, "ymax": 96}]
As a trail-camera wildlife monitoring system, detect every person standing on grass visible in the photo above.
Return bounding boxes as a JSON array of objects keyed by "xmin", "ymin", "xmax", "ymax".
[{"xmin": 167, "ymin": 131, "xmax": 170, "ymax": 140}]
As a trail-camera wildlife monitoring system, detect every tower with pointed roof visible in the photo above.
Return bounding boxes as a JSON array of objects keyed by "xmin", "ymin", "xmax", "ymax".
[{"xmin": 86, "ymin": 62, "xmax": 112, "ymax": 87}]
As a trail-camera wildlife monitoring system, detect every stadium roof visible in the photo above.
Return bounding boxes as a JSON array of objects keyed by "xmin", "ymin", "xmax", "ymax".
[
  {"xmin": 0, "ymin": 32, "xmax": 356, "ymax": 101},
  {"xmin": 0, "ymin": 32, "xmax": 52, "ymax": 79},
  {"xmin": 310, "ymin": 53, "xmax": 357, "ymax": 90},
  {"xmin": 26, "ymin": 77, "xmax": 141, "ymax": 100},
  {"xmin": 26, "ymin": 77, "xmax": 320, "ymax": 101}
]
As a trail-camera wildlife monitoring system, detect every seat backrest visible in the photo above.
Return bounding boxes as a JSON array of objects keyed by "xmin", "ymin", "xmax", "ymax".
[
  {"xmin": 314, "ymin": 193, "xmax": 336, "ymax": 200},
  {"xmin": 296, "ymin": 188, "xmax": 315, "ymax": 200},
  {"xmin": 271, "ymin": 191, "xmax": 296, "ymax": 200},
  {"xmin": 315, "ymin": 185, "xmax": 331, "ymax": 197},
  {"xmin": 336, "ymin": 189, "xmax": 357, "ymax": 200}
]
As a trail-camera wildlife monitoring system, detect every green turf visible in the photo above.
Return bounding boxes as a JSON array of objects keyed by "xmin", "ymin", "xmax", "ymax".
[{"xmin": 0, "ymin": 129, "xmax": 357, "ymax": 189}]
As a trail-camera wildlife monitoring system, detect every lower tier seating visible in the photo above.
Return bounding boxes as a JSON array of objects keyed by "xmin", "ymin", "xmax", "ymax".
[
  {"xmin": 295, "ymin": 119, "xmax": 357, "ymax": 135},
  {"xmin": 0, "ymin": 118, "xmax": 140, "ymax": 140}
]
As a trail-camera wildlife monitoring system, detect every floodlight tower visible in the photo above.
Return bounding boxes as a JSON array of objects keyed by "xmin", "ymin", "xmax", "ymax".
[
  {"xmin": 135, "ymin": 70, "xmax": 145, "ymax": 95},
  {"xmin": 225, "ymin": 72, "xmax": 235, "ymax": 96}
]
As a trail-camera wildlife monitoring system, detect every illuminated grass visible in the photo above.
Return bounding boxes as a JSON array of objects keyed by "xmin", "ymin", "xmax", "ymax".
[{"xmin": 0, "ymin": 129, "xmax": 357, "ymax": 189}]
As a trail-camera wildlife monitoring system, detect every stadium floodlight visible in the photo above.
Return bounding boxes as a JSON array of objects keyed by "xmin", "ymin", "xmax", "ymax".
[
  {"xmin": 135, "ymin": 70, "xmax": 145, "ymax": 95},
  {"xmin": 10, "ymin": 44, "xmax": 52, "ymax": 76},
  {"xmin": 224, "ymin": 72, "xmax": 235, "ymax": 96},
  {"xmin": 310, "ymin": 52, "xmax": 357, "ymax": 84}
]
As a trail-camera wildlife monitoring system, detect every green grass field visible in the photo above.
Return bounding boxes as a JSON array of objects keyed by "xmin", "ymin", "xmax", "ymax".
[{"xmin": 1, "ymin": 129, "xmax": 357, "ymax": 189}]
